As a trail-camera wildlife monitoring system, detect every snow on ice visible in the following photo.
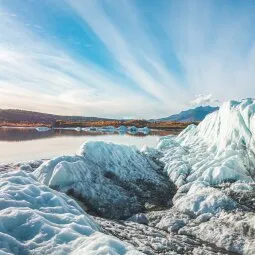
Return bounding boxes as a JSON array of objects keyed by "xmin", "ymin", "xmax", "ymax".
[
  {"xmin": 0, "ymin": 170, "xmax": 141, "ymax": 255},
  {"xmin": 34, "ymin": 141, "xmax": 175, "ymax": 219}
]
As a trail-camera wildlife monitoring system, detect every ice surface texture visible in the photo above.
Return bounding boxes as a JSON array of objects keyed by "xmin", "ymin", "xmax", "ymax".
[
  {"xmin": 159, "ymin": 99, "xmax": 255, "ymax": 187},
  {"xmin": 0, "ymin": 170, "xmax": 141, "ymax": 255},
  {"xmin": 2, "ymin": 99, "xmax": 255, "ymax": 255},
  {"xmin": 34, "ymin": 141, "xmax": 175, "ymax": 219}
]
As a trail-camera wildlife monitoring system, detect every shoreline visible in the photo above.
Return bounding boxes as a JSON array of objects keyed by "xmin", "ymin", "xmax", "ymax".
[
  {"xmin": 0, "ymin": 119, "xmax": 196, "ymax": 130},
  {"xmin": 0, "ymin": 125, "xmax": 190, "ymax": 133}
]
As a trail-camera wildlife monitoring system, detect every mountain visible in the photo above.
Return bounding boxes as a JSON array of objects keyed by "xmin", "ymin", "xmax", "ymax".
[
  {"xmin": 0, "ymin": 109, "xmax": 193, "ymax": 131},
  {"xmin": 0, "ymin": 109, "xmax": 112, "ymax": 124},
  {"xmin": 158, "ymin": 105, "xmax": 219, "ymax": 122}
]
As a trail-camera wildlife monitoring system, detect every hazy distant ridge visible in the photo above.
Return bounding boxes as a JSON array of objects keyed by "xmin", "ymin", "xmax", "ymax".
[
  {"xmin": 157, "ymin": 106, "xmax": 219, "ymax": 122},
  {"xmin": 0, "ymin": 106, "xmax": 219, "ymax": 125},
  {"xmin": 0, "ymin": 109, "xmax": 111, "ymax": 124}
]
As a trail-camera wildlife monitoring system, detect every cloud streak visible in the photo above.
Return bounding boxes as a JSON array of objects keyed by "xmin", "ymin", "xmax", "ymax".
[
  {"xmin": 65, "ymin": 0, "xmax": 187, "ymax": 106},
  {"xmin": 0, "ymin": 0, "xmax": 255, "ymax": 118},
  {"xmin": 190, "ymin": 94, "xmax": 220, "ymax": 106},
  {"xmin": 0, "ymin": 3, "xmax": 167, "ymax": 118}
]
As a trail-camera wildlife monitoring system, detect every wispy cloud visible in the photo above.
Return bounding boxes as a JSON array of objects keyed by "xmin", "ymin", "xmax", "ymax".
[
  {"xmin": 0, "ymin": 0, "xmax": 255, "ymax": 118},
  {"xmin": 190, "ymin": 94, "xmax": 220, "ymax": 106},
  {"xmin": 0, "ymin": 3, "xmax": 167, "ymax": 118},
  {"xmin": 164, "ymin": 0, "xmax": 255, "ymax": 102},
  {"xmin": 65, "ymin": 0, "xmax": 188, "ymax": 107}
]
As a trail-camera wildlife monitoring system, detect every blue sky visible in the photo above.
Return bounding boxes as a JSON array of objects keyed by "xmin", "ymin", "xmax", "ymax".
[{"xmin": 0, "ymin": 0, "xmax": 255, "ymax": 118}]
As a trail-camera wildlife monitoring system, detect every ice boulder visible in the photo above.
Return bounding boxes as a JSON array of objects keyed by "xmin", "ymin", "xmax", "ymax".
[
  {"xmin": 128, "ymin": 126, "xmax": 138, "ymax": 132},
  {"xmin": 88, "ymin": 126, "xmax": 97, "ymax": 131},
  {"xmin": 36, "ymin": 126, "xmax": 51, "ymax": 132},
  {"xmin": 100, "ymin": 126, "xmax": 115, "ymax": 132},
  {"xmin": 34, "ymin": 141, "xmax": 175, "ymax": 219},
  {"xmin": 138, "ymin": 127, "xmax": 150, "ymax": 134},
  {"xmin": 0, "ymin": 170, "xmax": 141, "ymax": 255},
  {"xmin": 179, "ymin": 211, "xmax": 255, "ymax": 255},
  {"xmin": 159, "ymin": 99, "xmax": 255, "ymax": 186},
  {"xmin": 173, "ymin": 181, "xmax": 238, "ymax": 215},
  {"xmin": 117, "ymin": 125, "xmax": 128, "ymax": 132}
]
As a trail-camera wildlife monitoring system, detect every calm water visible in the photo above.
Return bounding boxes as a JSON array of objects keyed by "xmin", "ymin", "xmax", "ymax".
[{"xmin": 0, "ymin": 127, "xmax": 173, "ymax": 163}]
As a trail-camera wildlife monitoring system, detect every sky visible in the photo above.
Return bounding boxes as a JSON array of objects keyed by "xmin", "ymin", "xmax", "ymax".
[{"xmin": 0, "ymin": 0, "xmax": 255, "ymax": 119}]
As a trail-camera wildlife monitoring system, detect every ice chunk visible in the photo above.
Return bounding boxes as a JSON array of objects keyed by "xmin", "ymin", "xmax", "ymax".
[
  {"xmin": 138, "ymin": 127, "xmax": 150, "ymax": 134},
  {"xmin": 128, "ymin": 126, "xmax": 137, "ymax": 132},
  {"xmin": 179, "ymin": 211, "xmax": 255, "ymax": 254},
  {"xmin": 229, "ymin": 182, "xmax": 254, "ymax": 192},
  {"xmin": 159, "ymin": 99, "xmax": 255, "ymax": 187},
  {"xmin": 99, "ymin": 126, "xmax": 116, "ymax": 132},
  {"xmin": 173, "ymin": 182, "xmax": 237, "ymax": 215},
  {"xmin": 35, "ymin": 126, "xmax": 51, "ymax": 132},
  {"xmin": 88, "ymin": 127, "xmax": 97, "ymax": 131},
  {"xmin": 34, "ymin": 141, "xmax": 175, "ymax": 219},
  {"xmin": 117, "ymin": 125, "xmax": 128, "ymax": 132},
  {"xmin": 0, "ymin": 170, "xmax": 141, "ymax": 254}
]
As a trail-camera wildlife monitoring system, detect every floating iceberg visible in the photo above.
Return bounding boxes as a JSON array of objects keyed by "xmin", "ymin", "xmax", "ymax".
[
  {"xmin": 35, "ymin": 126, "xmax": 51, "ymax": 132},
  {"xmin": 117, "ymin": 125, "xmax": 128, "ymax": 132},
  {"xmin": 34, "ymin": 141, "xmax": 175, "ymax": 219},
  {"xmin": 99, "ymin": 126, "xmax": 116, "ymax": 133},
  {"xmin": 0, "ymin": 170, "xmax": 141, "ymax": 255},
  {"xmin": 117, "ymin": 126, "xmax": 127, "ymax": 135},
  {"xmin": 128, "ymin": 126, "xmax": 138, "ymax": 132},
  {"xmin": 88, "ymin": 126, "xmax": 97, "ymax": 131},
  {"xmin": 142, "ymin": 127, "xmax": 150, "ymax": 132},
  {"xmin": 138, "ymin": 127, "xmax": 150, "ymax": 134}
]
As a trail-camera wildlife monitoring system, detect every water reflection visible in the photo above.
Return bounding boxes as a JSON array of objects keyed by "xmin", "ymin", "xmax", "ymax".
[
  {"xmin": 0, "ymin": 127, "xmax": 175, "ymax": 142},
  {"xmin": 0, "ymin": 127, "xmax": 179, "ymax": 163}
]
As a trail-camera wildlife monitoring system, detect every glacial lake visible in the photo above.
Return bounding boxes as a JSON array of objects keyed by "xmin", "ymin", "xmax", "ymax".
[{"xmin": 0, "ymin": 127, "xmax": 175, "ymax": 164}]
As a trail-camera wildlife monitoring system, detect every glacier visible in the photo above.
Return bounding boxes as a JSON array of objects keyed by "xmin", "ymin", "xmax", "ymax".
[
  {"xmin": 33, "ymin": 141, "xmax": 175, "ymax": 219},
  {"xmin": 1, "ymin": 99, "xmax": 255, "ymax": 254},
  {"xmin": 159, "ymin": 99, "xmax": 255, "ymax": 187},
  {"xmin": 95, "ymin": 99, "xmax": 254, "ymax": 254},
  {"xmin": 0, "ymin": 170, "xmax": 141, "ymax": 255},
  {"xmin": 151, "ymin": 99, "xmax": 255, "ymax": 221}
]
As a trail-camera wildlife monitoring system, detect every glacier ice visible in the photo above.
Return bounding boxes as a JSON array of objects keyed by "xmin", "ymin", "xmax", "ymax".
[
  {"xmin": 138, "ymin": 127, "xmax": 150, "ymax": 134},
  {"xmin": 34, "ymin": 141, "xmax": 175, "ymax": 219},
  {"xmin": 0, "ymin": 170, "xmax": 141, "ymax": 255},
  {"xmin": 99, "ymin": 126, "xmax": 116, "ymax": 132},
  {"xmin": 35, "ymin": 126, "xmax": 51, "ymax": 132},
  {"xmin": 2, "ymin": 99, "xmax": 255, "ymax": 255},
  {"xmin": 117, "ymin": 125, "xmax": 128, "ymax": 132},
  {"xmin": 159, "ymin": 99, "xmax": 255, "ymax": 187},
  {"xmin": 32, "ymin": 100, "xmax": 254, "ymax": 254},
  {"xmin": 179, "ymin": 211, "xmax": 255, "ymax": 255},
  {"xmin": 155, "ymin": 99, "xmax": 255, "ymax": 218},
  {"xmin": 128, "ymin": 126, "xmax": 138, "ymax": 132},
  {"xmin": 173, "ymin": 181, "xmax": 238, "ymax": 215}
]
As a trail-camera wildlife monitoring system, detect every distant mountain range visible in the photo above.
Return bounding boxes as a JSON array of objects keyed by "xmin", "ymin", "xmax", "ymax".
[
  {"xmin": 0, "ymin": 109, "xmax": 191, "ymax": 131},
  {"xmin": 0, "ymin": 109, "xmax": 111, "ymax": 124},
  {"xmin": 156, "ymin": 106, "xmax": 219, "ymax": 122},
  {"xmin": 0, "ymin": 106, "xmax": 219, "ymax": 125}
]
